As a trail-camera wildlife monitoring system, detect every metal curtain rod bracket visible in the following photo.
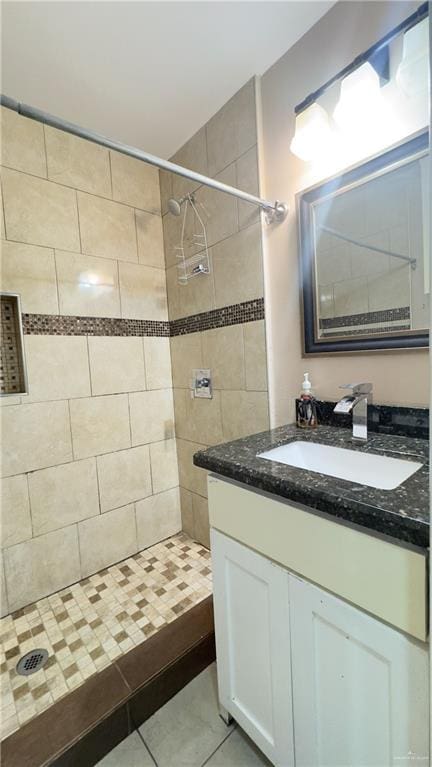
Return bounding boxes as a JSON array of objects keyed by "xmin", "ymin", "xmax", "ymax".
[
  {"xmin": 295, "ymin": 1, "xmax": 429, "ymax": 115},
  {"xmin": 0, "ymin": 94, "xmax": 288, "ymax": 224}
]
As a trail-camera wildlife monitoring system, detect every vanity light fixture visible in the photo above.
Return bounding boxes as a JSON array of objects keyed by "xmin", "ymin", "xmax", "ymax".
[
  {"xmin": 396, "ymin": 17, "xmax": 430, "ymax": 97},
  {"xmin": 290, "ymin": 103, "xmax": 333, "ymax": 161},
  {"xmin": 333, "ymin": 61, "xmax": 383, "ymax": 130}
]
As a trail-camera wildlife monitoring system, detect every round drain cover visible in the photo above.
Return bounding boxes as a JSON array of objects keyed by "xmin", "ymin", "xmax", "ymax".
[{"xmin": 16, "ymin": 649, "xmax": 49, "ymax": 676}]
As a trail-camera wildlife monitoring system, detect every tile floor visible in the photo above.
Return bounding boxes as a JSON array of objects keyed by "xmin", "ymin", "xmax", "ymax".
[
  {"xmin": 0, "ymin": 533, "xmax": 212, "ymax": 741},
  {"xmin": 97, "ymin": 664, "xmax": 271, "ymax": 767}
]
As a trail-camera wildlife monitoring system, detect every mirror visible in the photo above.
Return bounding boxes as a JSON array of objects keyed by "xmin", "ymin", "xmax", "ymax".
[{"xmin": 298, "ymin": 132, "xmax": 429, "ymax": 354}]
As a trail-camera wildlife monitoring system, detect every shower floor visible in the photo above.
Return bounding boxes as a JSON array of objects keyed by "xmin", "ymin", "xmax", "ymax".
[{"xmin": 0, "ymin": 533, "xmax": 212, "ymax": 743}]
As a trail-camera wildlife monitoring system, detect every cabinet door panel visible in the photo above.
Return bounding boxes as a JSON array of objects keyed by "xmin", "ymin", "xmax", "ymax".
[
  {"xmin": 211, "ymin": 529, "xmax": 294, "ymax": 767},
  {"xmin": 289, "ymin": 574, "xmax": 429, "ymax": 767}
]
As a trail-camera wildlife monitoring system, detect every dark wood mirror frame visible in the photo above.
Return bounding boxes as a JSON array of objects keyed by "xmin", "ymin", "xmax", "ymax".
[{"xmin": 298, "ymin": 131, "xmax": 429, "ymax": 355}]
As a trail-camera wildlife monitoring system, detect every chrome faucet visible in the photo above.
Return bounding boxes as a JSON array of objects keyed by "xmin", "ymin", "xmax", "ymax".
[{"xmin": 333, "ymin": 383, "xmax": 373, "ymax": 442}]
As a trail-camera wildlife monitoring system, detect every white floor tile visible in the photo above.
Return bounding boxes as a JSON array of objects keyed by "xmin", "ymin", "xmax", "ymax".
[
  {"xmin": 96, "ymin": 731, "xmax": 155, "ymax": 766},
  {"xmin": 139, "ymin": 663, "xmax": 233, "ymax": 767},
  {"xmin": 205, "ymin": 728, "xmax": 272, "ymax": 767}
]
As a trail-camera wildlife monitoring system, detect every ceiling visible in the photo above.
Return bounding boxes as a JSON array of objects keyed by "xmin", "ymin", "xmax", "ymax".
[{"xmin": 2, "ymin": 1, "xmax": 334, "ymax": 158}]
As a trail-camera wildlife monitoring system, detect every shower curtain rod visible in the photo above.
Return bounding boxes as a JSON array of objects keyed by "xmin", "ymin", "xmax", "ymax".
[{"xmin": 0, "ymin": 94, "xmax": 288, "ymax": 223}]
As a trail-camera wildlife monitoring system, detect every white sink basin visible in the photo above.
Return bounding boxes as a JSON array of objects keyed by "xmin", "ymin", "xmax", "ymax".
[{"xmin": 257, "ymin": 440, "xmax": 423, "ymax": 490}]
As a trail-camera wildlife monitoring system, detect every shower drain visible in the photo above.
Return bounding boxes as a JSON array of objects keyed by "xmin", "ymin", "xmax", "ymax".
[{"xmin": 16, "ymin": 649, "xmax": 49, "ymax": 676}]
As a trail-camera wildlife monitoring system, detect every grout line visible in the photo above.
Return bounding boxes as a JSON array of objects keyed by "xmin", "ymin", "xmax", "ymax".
[
  {"xmin": 75, "ymin": 191, "xmax": 83, "ymax": 253},
  {"xmin": 41, "ymin": 125, "xmax": 49, "ymax": 178},
  {"xmin": 200, "ymin": 727, "xmax": 237, "ymax": 767},
  {"xmin": 108, "ymin": 150, "xmax": 114, "ymax": 199},
  {"xmin": 67, "ymin": 398, "xmax": 75, "ymax": 461},
  {"xmin": 136, "ymin": 726, "xmax": 159, "ymax": 766}
]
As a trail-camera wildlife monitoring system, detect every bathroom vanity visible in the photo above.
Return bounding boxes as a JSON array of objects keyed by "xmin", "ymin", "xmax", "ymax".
[{"xmin": 194, "ymin": 424, "xmax": 429, "ymax": 767}]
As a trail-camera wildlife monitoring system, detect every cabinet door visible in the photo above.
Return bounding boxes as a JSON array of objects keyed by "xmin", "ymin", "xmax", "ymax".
[
  {"xmin": 289, "ymin": 574, "xmax": 429, "ymax": 767},
  {"xmin": 211, "ymin": 529, "xmax": 294, "ymax": 767}
]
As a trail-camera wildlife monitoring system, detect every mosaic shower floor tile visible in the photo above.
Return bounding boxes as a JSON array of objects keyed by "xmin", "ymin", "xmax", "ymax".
[{"xmin": 0, "ymin": 533, "xmax": 212, "ymax": 742}]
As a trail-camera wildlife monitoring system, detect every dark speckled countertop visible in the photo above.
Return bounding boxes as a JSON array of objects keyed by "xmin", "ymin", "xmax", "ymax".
[{"xmin": 194, "ymin": 424, "xmax": 429, "ymax": 549}]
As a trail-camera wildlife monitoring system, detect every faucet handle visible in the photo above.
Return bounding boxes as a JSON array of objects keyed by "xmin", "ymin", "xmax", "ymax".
[{"xmin": 339, "ymin": 382, "xmax": 373, "ymax": 395}]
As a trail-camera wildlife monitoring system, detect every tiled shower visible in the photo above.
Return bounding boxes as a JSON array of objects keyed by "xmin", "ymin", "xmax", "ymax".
[{"xmin": 0, "ymin": 77, "xmax": 269, "ymax": 750}]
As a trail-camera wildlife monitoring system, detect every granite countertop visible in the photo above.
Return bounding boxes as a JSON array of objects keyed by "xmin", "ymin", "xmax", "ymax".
[{"xmin": 194, "ymin": 424, "xmax": 430, "ymax": 549}]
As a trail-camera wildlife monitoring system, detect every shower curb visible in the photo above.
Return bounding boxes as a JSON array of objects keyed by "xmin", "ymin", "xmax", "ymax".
[{"xmin": 1, "ymin": 596, "xmax": 215, "ymax": 767}]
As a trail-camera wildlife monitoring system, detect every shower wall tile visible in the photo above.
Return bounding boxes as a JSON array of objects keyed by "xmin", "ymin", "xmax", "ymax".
[
  {"xmin": 136, "ymin": 210, "xmax": 165, "ymax": 269},
  {"xmin": 77, "ymin": 192, "xmax": 138, "ymax": 263},
  {"xmin": 179, "ymin": 487, "xmax": 194, "ymax": 538},
  {"xmin": 45, "ymin": 126, "xmax": 112, "ymax": 198},
  {"xmin": 170, "ymin": 333, "xmax": 203, "ymax": 388},
  {"xmin": 0, "ymin": 551, "xmax": 8, "ymax": 618},
  {"xmin": 150, "ymin": 438, "xmax": 179, "ymax": 494},
  {"xmin": 1, "ymin": 474, "xmax": 32, "ymax": 548},
  {"xmin": 136, "ymin": 487, "xmax": 181, "ymax": 550},
  {"xmin": 110, "ymin": 152, "xmax": 161, "ymax": 215},
  {"xmin": 28, "ymin": 458, "xmax": 99, "ymax": 535},
  {"xmin": 1, "ymin": 400, "xmax": 72, "ymax": 477},
  {"xmin": 0, "ymin": 183, "xmax": 5, "ymax": 240},
  {"xmin": 201, "ymin": 324, "xmax": 245, "ymax": 390},
  {"xmin": 24, "ymin": 335, "xmax": 91, "ymax": 402},
  {"xmin": 159, "ymin": 168, "xmax": 173, "ymax": 217},
  {"xmin": 173, "ymin": 388, "xmax": 223, "ymax": 446},
  {"xmin": 236, "ymin": 145, "xmax": 260, "ymax": 230},
  {"xmin": 220, "ymin": 389, "xmax": 269, "ymax": 442},
  {"xmin": 192, "ymin": 493, "xmax": 210, "ymax": 549},
  {"xmin": 143, "ymin": 337, "xmax": 172, "ymax": 390},
  {"xmin": 212, "ymin": 222, "xmax": 263, "ymax": 308},
  {"xmin": 78, "ymin": 503, "xmax": 138, "ymax": 578},
  {"xmin": 206, "ymin": 78, "xmax": 257, "ymax": 177},
  {"xmin": 96, "ymin": 445, "xmax": 152, "ymax": 513},
  {"xmin": 197, "ymin": 162, "xmax": 238, "ymax": 247},
  {"xmin": 70, "ymin": 394, "xmax": 131, "ymax": 459},
  {"xmin": 4, "ymin": 525, "xmax": 81, "ymax": 612},
  {"xmin": 88, "ymin": 336, "xmax": 146, "ymax": 395},
  {"xmin": 119, "ymin": 262, "xmax": 168, "ymax": 321},
  {"xmin": 0, "ymin": 107, "xmax": 47, "ymax": 177},
  {"xmin": 55, "ymin": 250, "xmax": 122, "ymax": 318},
  {"xmin": 129, "ymin": 389, "xmax": 175, "ymax": 446},
  {"xmin": 243, "ymin": 320, "xmax": 268, "ymax": 392},
  {"xmin": 1, "ymin": 168, "xmax": 80, "ymax": 251},
  {"xmin": 176, "ymin": 438, "xmax": 208, "ymax": 498},
  {"xmin": 171, "ymin": 126, "xmax": 208, "ymax": 200},
  {"xmin": 0, "ymin": 241, "xmax": 59, "ymax": 315}
]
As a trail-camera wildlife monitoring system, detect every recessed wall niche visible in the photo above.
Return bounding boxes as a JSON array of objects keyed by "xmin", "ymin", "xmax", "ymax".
[{"xmin": 0, "ymin": 293, "xmax": 27, "ymax": 395}]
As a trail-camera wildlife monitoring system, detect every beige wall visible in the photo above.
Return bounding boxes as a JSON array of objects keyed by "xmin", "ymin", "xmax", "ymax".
[
  {"xmin": 161, "ymin": 80, "xmax": 270, "ymax": 547},
  {"xmin": 259, "ymin": 1, "xmax": 429, "ymax": 427},
  {"xmin": 0, "ymin": 107, "xmax": 181, "ymax": 614}
]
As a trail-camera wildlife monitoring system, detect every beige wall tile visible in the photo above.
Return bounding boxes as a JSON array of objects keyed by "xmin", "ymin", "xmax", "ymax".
[
  {"xmin": 136, "ymin": 210, "xmax": 164, "ymax": 269},
  {"xmin": 333, "ymin": 277, "xmax": 368, "ymax": 316},
  {"xmin": 1, "ymin": 475, "xmax": 32, "ymax": 548},
  {"xmin": 1, "ymin": 107, "xmax": 47, "ymax": 177},
  {"xmin": 70, "ymin": 394, "xmax": 130, "ymax": 459},
  {"xmin": 25, "ymin": 335, "xmax": 91, "ymax": 403},
  {"xmin": 97, "ymin": 445, "xmax": 152, "ymax": 513},
  {"xmin": 170, "ymin": 334, "xmax": 202, "ymax": 388},
  {"xmin": 166, "ymin": 263, "xmax": 215, "ymax": 320},
  {"xmin": 110, "ymin": 152, "xmax": 160, "ymax": 214},
  {"xmin": 213, "ymin": 222, "xmax": 263, "ymax": 308},
  {"xmin": 162, "ymin": 206, "xmax": 184, "ymax": 269},
  {"xmin": 177, "ymin": 438, "xmax": 208, "ymax": 497},
  {"xmin": 2, "ymin": 168, "xmax": 80, "ymax": 250},
  {"xmin": 0, "ymin": 396, "xmax": 20, "ymax": 407},
  {"xmin": 192, "ymin": 493, "xmax": 210, "ymax": 548},
  {"xmin": 28, "ymin": 458, "xmax": 99, "ymax": 536},
  {"xmin": 179, "ymin": 487, "xmax": 194, "ymax": 538},
  {"xmin": 206, "ymin": 79, "xmax": 257, "ymax": 176},
  {"xmin": 159, "ymin": 170, "xmax": 173, "ymax": 216},
  {"xmin": 0, "ymin": 551, "xmax": 8, "ymax": 617},
  {"xmin": 129, "ymin": 389, "xmax": 174, "ymax": 446},
  {"xmin": 119, "ymin": 263, "xmax": 168, "ymax": 321},
  {"xmin": 171, "ymin": 127, "xmax": 208, "ymax": 200},
  {"xmin": 143, "ymin": 337, "xmax": 172, "ymax": 390},
  {"xmin": 220, "ymin": 390, "xmax": 269, "ymax": 442},
  {"xmin": 243, "ymin": 320, "xmax": 268, "ymax": 391},
  {"xmin": 368, "ymin": 267, "xmax": 410, "ymax": 312},
  {"xmin": 45, "ymin": 126, "xmax": 111, "ymax": 197},
  {"xmin": 78, "ymin": 504, "xmax": 137, "ymax": 578},
  {"xmin": 197, "ymin": 163, "xmax": 238, "ymax": 247},
  {"xmin": 1, "ymin": 400, "xmax": 72, "ymax": 477},
  {"xmin": 201, "ymin": 325, "xmax": 245, "ymax": 390},
  {"xmin": 136, "ymin": 488, "xmax": 181, "ymax": 550},
  {"xmin": 55, "ymin": 250, "xmax": 121, "ymax": 317},
  {"xmin": 0, "ymin": 183, "xmax": 5, "ymax": 239},
  {"xmin": 150, "ymin": 438, "xmax": 178, "ymax": 494},
  {"xmin": 236, "ymin": 146, "xmax": 260, "ymax": 230},
  {"xmin": 88, "ymin": 337, "xmax": 145, "ymax": 396},
  {"xmin": 174, "ymin": 388, "xmax": 223, "ymax": 446},
  {"xmin": 4, "ymin": 525, "xmax": 81, "ymax": 612},
  {"xmin": 1, "ymin": 241, "xmax": 58, "ymax": 314},
  {"xmin": 77, "ymin": 192, "xmax": 137, "ymax": 263}
]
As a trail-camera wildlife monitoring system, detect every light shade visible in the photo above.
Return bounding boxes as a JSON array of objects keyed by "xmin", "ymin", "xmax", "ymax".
[
  {"xmin": 333, "ymin": 62, "xmax": 382, "ymax": 130},
  {"xmin": 396, "ymin": 18, "xmax": 430, "ymax": 97},
  {"xmin": 290, "ymin": 103, "xmax": 332, "ymax": 161}
]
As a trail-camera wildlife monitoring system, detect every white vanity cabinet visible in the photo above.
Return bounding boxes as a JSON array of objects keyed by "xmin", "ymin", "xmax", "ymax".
[{"xmin": 209, "ymin": 477, "xmax": 429, "ymax": 767}]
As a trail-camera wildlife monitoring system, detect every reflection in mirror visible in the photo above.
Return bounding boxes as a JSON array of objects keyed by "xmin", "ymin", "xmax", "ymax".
[{"xmin": 299, "ymin": 132, "xmax": 429, "ymax": 354}]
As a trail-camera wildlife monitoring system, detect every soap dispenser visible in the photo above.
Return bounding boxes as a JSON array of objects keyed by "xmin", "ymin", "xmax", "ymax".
[{"xmin": 296, "ymin": 373, "xmax": 318, "ymax": 429}]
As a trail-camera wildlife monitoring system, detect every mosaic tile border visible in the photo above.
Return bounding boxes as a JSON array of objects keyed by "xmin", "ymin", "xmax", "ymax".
[
  {"xmin": 320, "ymin": 306, "xmax": 410, "ymax": 330},
  {"xmin": 21, "ymin": 299, "xmax": 265, "ymax": 338}
]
